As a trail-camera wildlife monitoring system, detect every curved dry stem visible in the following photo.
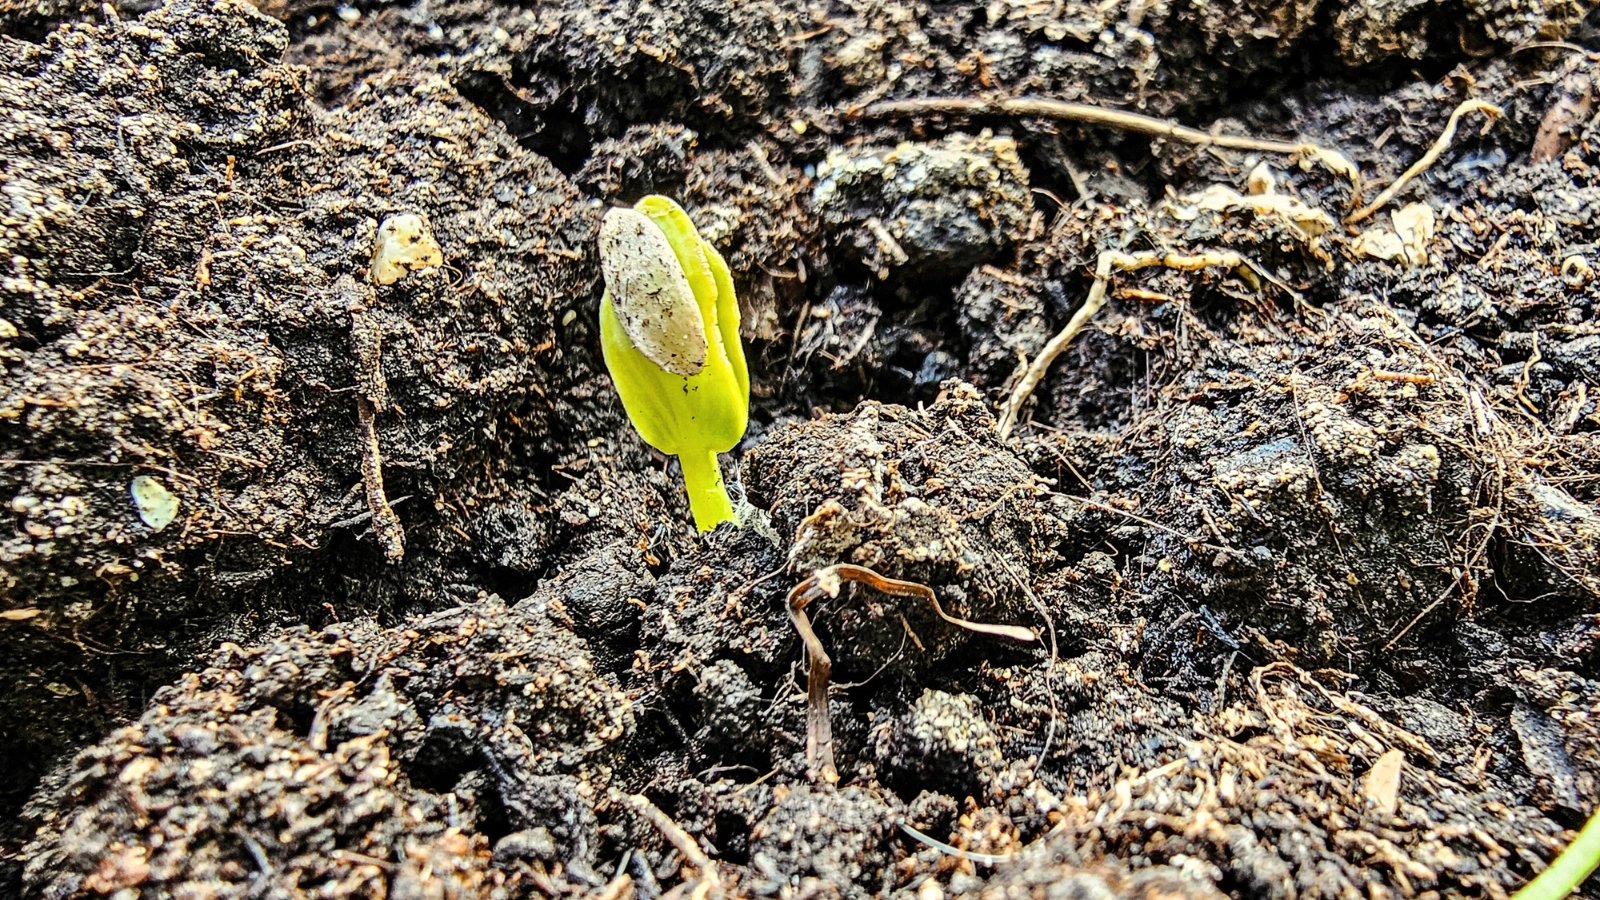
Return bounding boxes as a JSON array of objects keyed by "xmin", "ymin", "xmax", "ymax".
[
  {"xmin": 1345, "ymin": 99, "xmax": 1502, "ymax": 225},
  {"xmin": 997, "ymin": 250, "xmax": 1257, "ymax": 438},
  {"xmin": 612, "ymin": 789, "xmax": 724, "ymax": 899},
  {"xmin": 996, "ymin": 251, "xmax": 1116, "ymax": 438},
  {"xmin": 857, "ymin": 96, "xmax": 1361, "ymax": 196},
  {"xmin": 786, "ymin": 564, "xmax": 1037, "ymax": 782}
]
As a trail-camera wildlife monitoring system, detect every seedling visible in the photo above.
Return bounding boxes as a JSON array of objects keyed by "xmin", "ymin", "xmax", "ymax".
[
  {"xmin": 598, "ymin": 196, "xmax": 749, "ymax": 532},
  {"xmin": 1515, "ymin": 807, "xmax": 1600, "ymax": 900}
]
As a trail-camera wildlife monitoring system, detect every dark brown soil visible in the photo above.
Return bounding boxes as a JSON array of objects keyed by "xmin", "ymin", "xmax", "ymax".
[{"xmin": 2, "ymin": 0, "xmax": 1598, "ymax": 897}]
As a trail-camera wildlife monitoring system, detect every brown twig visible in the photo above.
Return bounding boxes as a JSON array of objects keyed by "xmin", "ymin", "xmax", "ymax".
[
  {"xmin": 996, "ymin": 249, "xmax": 1116, "ymax": 438},
  {"xmin": 351, "ymin": 301, "xmax": 404, "ymax": 561},
  {"xmin": 787, "ymin": 564, "xmax": 1037, "ymax": 782},
  {"xmin": 998, "ymin": 249, "xmax": 1277, "ymax": 438},
  {"xmin": 356, "ymin": 397, "xmax": 405, "ymax": 561},
  {"xmin": 854, "ymin": 95, "xmax": 1362, "ymax": 197},
  {"xmin": 612, "ymin": 790, "xmax": 722, "ymax": 900},
  {"xmin": 786, "ymin": 587, "xmax": 836, "ymax": 783}
]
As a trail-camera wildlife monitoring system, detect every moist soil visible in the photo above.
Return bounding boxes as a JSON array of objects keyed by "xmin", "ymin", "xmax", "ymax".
[{"xmin": 2, "ymin": 0, "xmax": 1599, "ymax": 897}]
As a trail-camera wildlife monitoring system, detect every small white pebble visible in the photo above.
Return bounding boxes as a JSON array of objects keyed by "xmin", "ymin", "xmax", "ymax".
[
  {"xmin": 130, "ymin": 475, "xmax": 179, "ymax": 531},
  {"xmin": 370, "ymin": 213, "xmax": 444, "ymax": 286}
]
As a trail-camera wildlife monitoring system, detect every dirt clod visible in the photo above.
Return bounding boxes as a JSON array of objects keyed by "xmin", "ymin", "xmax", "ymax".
[
  {"xmin": 21, "ymin": 598, "xmax": 629, "ymax": 897},
  {"xmin": 813, "ymin": 132, "xmax": 1034, "ymax": 280},
  {"xmin": 745, "ymin": 384, "xmax": 1060, "ymax": 674}
]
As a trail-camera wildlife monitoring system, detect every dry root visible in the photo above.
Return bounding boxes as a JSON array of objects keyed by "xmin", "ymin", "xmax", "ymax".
[
  {"xmin": 996, "ymin": 249, "xmax": 1289, "ymax": 438},
  {"xmin": 787, "ymin": 563, "xmax": 1037, "ymax": 782},
  {"xmin": 612, "ymin": 789, "xmax": 724, "ymax": 900},
  {"xmin": 1345, "ymin": 99, "xmax": 1502, "ymax": 225}
]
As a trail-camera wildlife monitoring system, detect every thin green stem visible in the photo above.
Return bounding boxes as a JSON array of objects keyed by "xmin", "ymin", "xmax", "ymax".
[
  {"xmin": 1516, "ymin": 808, "xmax": 1600, "ymax": 900},
  {"xmin": 679, "ymin": 449, "xmax": 735, "ymax": 533}
]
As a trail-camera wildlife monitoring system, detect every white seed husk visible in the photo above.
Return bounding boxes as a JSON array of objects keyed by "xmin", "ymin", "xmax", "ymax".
[{"xmin": 599, "ymin": 207, "xmax": 707, "ymax": 376}]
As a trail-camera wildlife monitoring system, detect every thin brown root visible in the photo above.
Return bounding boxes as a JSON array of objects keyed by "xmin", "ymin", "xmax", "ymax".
[
  {"xmin": 854, "ymin": 96, "xmax": 1361, "ymax": 196},
  {"xmin": 996, "ymin": 250, "xmax": 1115, "ymax": 439},
  {"xmin": 809, "ymin": 563, "xmax": 1038, "ymax": 643},
  {"xmin": 1255, "ymin": 663, "xmax": 1440, "ymax": 765},
  {"xmin": 1344, "ymin": 99, "xmax": 1502, "ymax": 225},
  {"xmin": 351, "ymin": 301, "xmax": 404, "ymax": 561},
  {"xmin": 787, "ymin": 564, "xmax": 1038, "ymax": 782},
  {"xmin": 785, "ymin": 590, "xmax": 836, "ymax": 783},
  {"xmin": 998, "ymin": 249, "xmax": 1277, "ymax": 438},
  {"xmin": 356, "ymin": 397, "xmax": 405, "ymax": 561},
  {"xmin": 612, "ymin": 789, "xmax": 723, "ymax": 900},
  {"xmin": 1379, "ymin": 581, "xmax": 1455, "ymax": 653}
]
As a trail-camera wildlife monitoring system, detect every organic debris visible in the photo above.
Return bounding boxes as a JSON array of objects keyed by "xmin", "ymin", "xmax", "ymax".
[
  {"xmin": 786, "ymin": 563, "xmax": 1036, "ymax": 782},
  {"xmin": 997, "ymin": 247, "xmax": 1295, "ymax": 437}
]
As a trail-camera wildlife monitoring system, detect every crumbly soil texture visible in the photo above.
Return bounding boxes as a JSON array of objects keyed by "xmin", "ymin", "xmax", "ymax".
[{"xmin": 3, "ymin": 0, "xmax": 1600, "ymax": 896}]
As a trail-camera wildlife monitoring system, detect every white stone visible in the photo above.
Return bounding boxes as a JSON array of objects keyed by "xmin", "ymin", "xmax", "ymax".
[
  {"xmin": 370, "ymin": 214, "xmax": 444, "ymax": 285},
  {"xmin": 130, "ymin": 475, "xmax": 179, "ymax": 531}
]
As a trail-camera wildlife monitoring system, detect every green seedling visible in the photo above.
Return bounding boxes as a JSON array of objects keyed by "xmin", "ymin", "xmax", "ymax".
[
  {"xmin": 1515, "ymin": 806, "xmax": 1600, "ymax": 900},
  {"xmin": 598, "ymin": 195, "xmax": 749, "ymax": 532}
]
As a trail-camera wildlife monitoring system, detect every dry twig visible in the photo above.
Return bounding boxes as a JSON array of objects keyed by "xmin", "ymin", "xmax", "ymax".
[
  {"xmin": 355, "ymin": 397, "xmax": 405, "ymax": 561},
  {"xmin": 612, "ymin": 790, "xmax": 722, "ymax": 900},
  {"xmin": 996, "ymin": 249, "xmax": 1293, "ymax": 437},
  {"xmin": 861, "ymin": 94, "xmax": 1508, "ymax": 443},
  {"xmin": 855, "ymin": 96, "xmax": 1361, "ymax": 195},
  {"xmin": 351, "ymin": 303, "xmax": 405, "ymax": 561},
  {"xmin": 356, "ymin": 395, "xmax": 406, "ymax": 557},
  {"xmin": 1344, "ymin": 99, "xmax": 1502, "ymax": 225},
  {"xmin": 787, "ymin": 564, "xmax": 1036, "ymax": 782}
]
